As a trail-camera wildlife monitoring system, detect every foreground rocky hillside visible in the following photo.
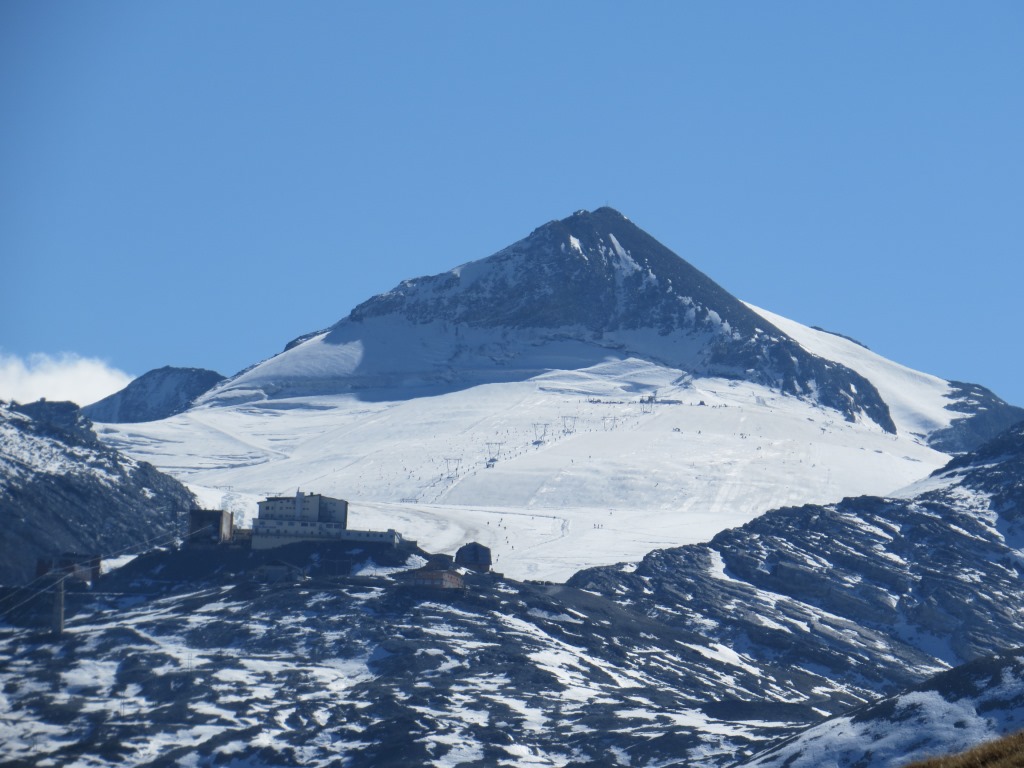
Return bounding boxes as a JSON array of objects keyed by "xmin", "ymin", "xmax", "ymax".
[
  {"xmin": 4, "ymin": 425, "xmax": 1024, "ymax": 766},
  {"xmin": 0, "ymin": 544, "xmax": 811, "ymax": 768},
  {"xmin": 0, "ymin": 400, "xmax": 194, "ymax": 585},
  {"xmin": 741, "ymin": 650, "xmax": 1024, "ymax": 768},
  {"xmin": 571, "ymin": 421, "xmax": 1024, "ymax": 694}
]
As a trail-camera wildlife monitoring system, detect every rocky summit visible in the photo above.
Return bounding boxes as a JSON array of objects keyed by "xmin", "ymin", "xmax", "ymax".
[{"xmin": 204, "ymin": 208, "xmax": 895, "ymax": 430}]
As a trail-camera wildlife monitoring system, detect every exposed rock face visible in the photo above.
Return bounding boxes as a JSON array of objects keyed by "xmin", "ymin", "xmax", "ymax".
[
  {"xmin": 927, "ymin": 380, "xmax": 1024, "ymax": 453},
  {"xmin": 83, "ymin": 366, "xmax": 224, "ymax": 423},
  {"xmin": 0, "ymin": 400, "xmax": 194, "ymax": 585}
]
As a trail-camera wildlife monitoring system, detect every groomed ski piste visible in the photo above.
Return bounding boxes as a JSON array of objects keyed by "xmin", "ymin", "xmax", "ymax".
[{"xmin": 96, "ymin": 309, "xmax": 957, "ymax": 583}]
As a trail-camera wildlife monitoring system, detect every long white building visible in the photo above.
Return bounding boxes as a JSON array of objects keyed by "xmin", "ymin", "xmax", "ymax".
[{"xmin": 251, "ymin": 491, "xmax": 401, "ymax": 550}]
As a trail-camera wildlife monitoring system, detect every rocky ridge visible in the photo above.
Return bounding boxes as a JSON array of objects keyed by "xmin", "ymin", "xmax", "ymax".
[
  {"xmin": 571, "ymin": 422, "xmax": 1024, "ymax": 690},
  {"xmin": 0, "ymin": 400, "xmax": 194, "ymax": 585}
]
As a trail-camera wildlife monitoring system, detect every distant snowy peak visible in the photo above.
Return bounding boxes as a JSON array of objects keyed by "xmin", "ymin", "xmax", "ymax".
[
  {"xmin": 208, "ymin": 208, "xmax": 895, "ymax": 430},
  {"xmin": 345, "ymin": 208, "xmax": 800, "ymax": 361},
  {"xmin": 84, "ymin": 366, "xmax": 224, "ymax": 423}
]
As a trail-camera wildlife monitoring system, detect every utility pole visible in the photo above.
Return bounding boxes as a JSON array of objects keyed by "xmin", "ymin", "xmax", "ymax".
[{"xmin": 51, "ymin": 575, "xmax": 64, "ymax": 637}]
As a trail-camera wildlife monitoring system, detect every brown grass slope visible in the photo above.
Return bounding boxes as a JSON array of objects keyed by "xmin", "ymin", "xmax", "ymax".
[{"xmin": 905, "ymin": 730, "xmax": 1024, "ymax": 768}]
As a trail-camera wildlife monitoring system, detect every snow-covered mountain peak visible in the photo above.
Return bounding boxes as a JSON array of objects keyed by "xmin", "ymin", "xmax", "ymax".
[{"xmin": 202, "ymin": 209, "xmax": 896, "ymax": 431}]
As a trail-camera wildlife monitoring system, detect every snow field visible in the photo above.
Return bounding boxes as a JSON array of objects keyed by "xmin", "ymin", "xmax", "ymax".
[{"xmin": 100, "ymin": 357, "xmax": 948, "ymax": 582}]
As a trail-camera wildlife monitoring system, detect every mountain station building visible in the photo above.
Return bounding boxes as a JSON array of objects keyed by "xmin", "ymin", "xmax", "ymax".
[{"xmin": 251, "ymin": 491, "xmax": 403, "ymax": 550}]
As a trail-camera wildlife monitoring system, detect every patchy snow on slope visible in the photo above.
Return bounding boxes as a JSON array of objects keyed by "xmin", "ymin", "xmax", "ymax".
[
  {"xmin": 0, "ymin": 403, "xmax": 118, "ymax": 487},
  {"xmin": 607, "ymin": 233, "xmax": 641, "ymax": 276},
  {"xmin": 743, "ymin": 688, "xmax": 1003, "ymax": 768}
]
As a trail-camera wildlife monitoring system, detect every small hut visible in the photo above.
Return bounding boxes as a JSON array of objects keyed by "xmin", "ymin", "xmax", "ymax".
[
  {"xmin": 187, "ymin": 508, "xmax": 233, "ymax": 546},
  {"xmin": 253, "ymin": 559, "xmax": 305, "ymax": 583},
  {"xmin": 455, "ymin": 542, "xmax": 492, "ymax": 573},
  {"xmin": 409, "ymin": 569, "xmax": 465, "ymax": 590}
]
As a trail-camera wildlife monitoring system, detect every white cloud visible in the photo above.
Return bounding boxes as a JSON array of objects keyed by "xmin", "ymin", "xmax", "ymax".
[{"xmin": 0, "ymin": 352, "xmax": 134, "ymax": 407}]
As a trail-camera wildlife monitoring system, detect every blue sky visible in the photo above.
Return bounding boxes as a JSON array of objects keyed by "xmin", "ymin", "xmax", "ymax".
[{"xmin": 3, "ymin": 2, "xmax": 1023, "ymax": 406}]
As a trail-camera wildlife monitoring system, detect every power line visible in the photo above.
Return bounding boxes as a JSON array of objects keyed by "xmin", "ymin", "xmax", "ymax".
[{"xmin": 0, "ymin": 519, "xmax": 205, "ymax": 615}]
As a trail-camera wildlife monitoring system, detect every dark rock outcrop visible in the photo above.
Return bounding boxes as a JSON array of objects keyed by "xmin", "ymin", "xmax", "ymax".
[{"xmin": 927, "ymin": 380, "xmax": 1024, "ymax": 454}]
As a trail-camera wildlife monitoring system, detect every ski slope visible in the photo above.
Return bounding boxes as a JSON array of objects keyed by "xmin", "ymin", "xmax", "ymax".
[{"xmin": 98, "ymin": 345, "xmax": 952, "ymax": 582}]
